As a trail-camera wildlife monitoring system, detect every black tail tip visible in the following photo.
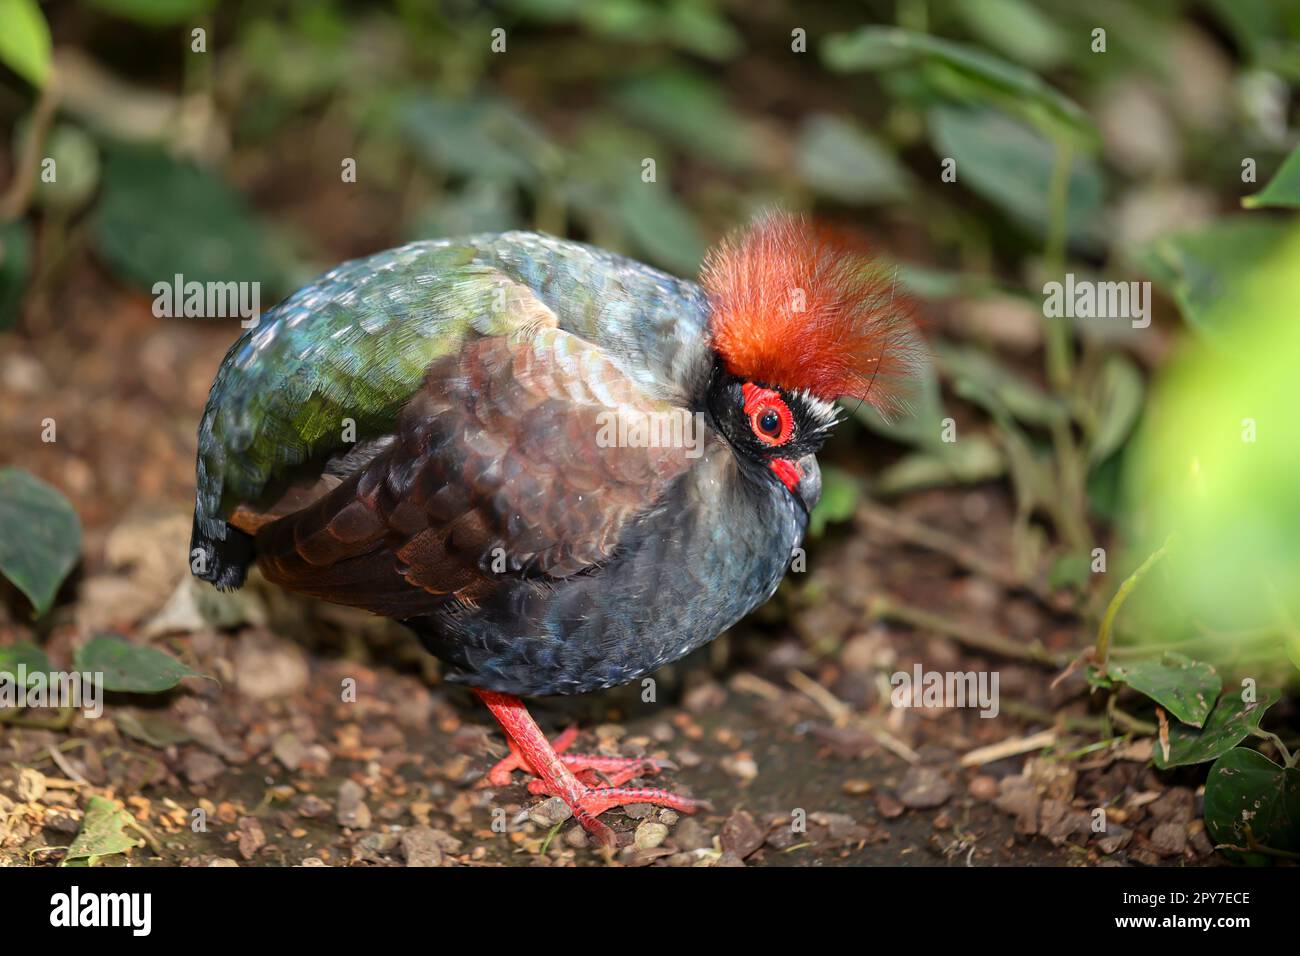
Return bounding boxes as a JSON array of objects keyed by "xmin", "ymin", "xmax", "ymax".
[{"xmin": 190, "ymin": 514, "xmax": 254, "ymax": 591}]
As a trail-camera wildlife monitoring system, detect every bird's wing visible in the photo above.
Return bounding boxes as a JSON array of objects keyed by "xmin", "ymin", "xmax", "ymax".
[
  {"xmin": 197, "ymin": 240, "xmax": 543, "ymax": 532},
  {"xmin": 192, "ymin": 233, "xmax": 714, "ymax": 590},
  {"xmin": 250, "ymin": 323, "xmax": 699, "ymax": 616}
]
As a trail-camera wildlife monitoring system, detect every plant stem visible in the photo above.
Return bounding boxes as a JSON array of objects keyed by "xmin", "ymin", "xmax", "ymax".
[
  {"xmin": 1251, "ymin": 729, "xmax": 1295, "ymax": 768},
  {"xmin": 867, "ymin": 595, "xmax": 1074, "ymax": 668},
  {"xmin": 999, "ymin": 699, "xmax": 1106, "ymax": 733},
  {"xmin": 0, "ymin": 706, "xmax": 73, "ymax": 730},
  {"xmin": 856, "ymin": 501, "xmax": 1068, "ymax": 609},
  {"xmin": 1106, "ymin": 695, "xmax": 1158, "ymax": 735},
  {"xmin": 1216, "ymin": 842, "xmax": 1300, "ymax": 861},
  {"xmin": 1043, "ymin": 139, "xmax": 1073, "ymax": 392},
  {"xmin": 1095, "ymin": 537, "xmax": 1171, "ymax": 670},
  {"xmin": 0, "ymin": 79, "xmax": 60, "ymax": 222}
]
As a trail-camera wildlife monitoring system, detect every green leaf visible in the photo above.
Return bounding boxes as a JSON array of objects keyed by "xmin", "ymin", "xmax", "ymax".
[
  {"xmin": 613, "ymin": 69, "xmax": 760, "ymax": 172},
  {"xmin": 91, "ymin": 144, "xmax": 288, "ymax": 296},
  {"xmin": 0, "ymin": 641, "xmax": 52, "ymax": 686},
  {"xmin": 1244, "ymin": 146, "xmax": 1300, "ymax": 209},
  {"xmin": 795, "ymin": 114, "xmax": 911, "ymax": 204},
  {"xmin": 401, "ymin": 95, "xmax": 556, "ymax": 186},
  {"xmin": 1086, "ymin": 354, "xmax": 1144, "ymax": 466},
  {"xmin": 510, "ymin": 0, "xmax": 741, "ymax": 59},
  {"xmin": 809, "ymin": 467, "xmax": 860, "ymax": 537},
  {"xmin": 853, "ymin": 346, "xmax": 947, "ymax": 451},
  {"xmin": 406, "ymin": 179, "xmax": 520, "ymax": 241},
  {"xmin": 927, "ymin": 105, "xmax": 1104, "ymax": 249},
  {"xmin": 1123, "ymin": 224, "xmax": 1300, "ymax": 649},
  {"xmin": 654, "ymin": 0, "xmax": 742, "ymax": 61},
  {"xmin": 0, "ymin": 219, "xmax": 32, "ymax": 330},
  {"xmin": 1047, "ymin": 552, "xmax": 1091, "ymax": 592},
  {"xmin": 614, "ymin": 183, "xmax": 706, "ymax": 275},
  {"xmin": 1137, "ymin": 217, "xmax": 1300, "ymax": 340},
  {"xmin": 935, "ymin": 341, "xmax": 1068, "ymax": 428},
  {"xmin": 822, "ymin": 27, "xmax": 1093, "ymax": 140},
  {"xmin": 33, "ymin": 124, "xmax": 101, "ymax": 213},
  {"xmin": 955, "ymin": 0, "xmax": 1069, "ymax": 71},
  {"xmin": 0, "ymin": 468, "xmax": 82, "ymax": 617},
  {"xmin": 874, "ymin": 436, "xmax": 1005, "ymax": 496},
  {"xmin": 114, "ymin": 710, "xmax": 193, "ymax": 748},
  {"xmin": 1085, "ymin": 449, "xmax": 1125, "ymax": 522},
  {"xmin": 584, "ymin": 0, "xmax": 741, "ymax": 60},
  {"xmin": 893, "ymin": 265, "xmax": 1011, "ymax": 302},
  {"xmin": 81, "ymin": 0, "xmax": 214, "ymax": 26},
  {"xmin": 1109, "ymin": 651, "xmax": 1221, "ymax": 727},
  {"xmin": 74, "ymin": 634, "xmax": 201, "ymax": 694},
  {"xmin": 1203, "ymin": 747, "xmax": 1300, "ymax": 855},
  {"xmin": 60, "ymin": 796, "xmax": 143, "ymax": 867},
  {"xmin": 1154, "ymin": 688, "xmax": 1279, "ymax": 769},
  {"xmin": 1203, "ymin": 0, "xmax": 1292, "ymax": 66},
  {"xmin": 0, "ymin": 0, "xmax": 52, "ymax": 88}
]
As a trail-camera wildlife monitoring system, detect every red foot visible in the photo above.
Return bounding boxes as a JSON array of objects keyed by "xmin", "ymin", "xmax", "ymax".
[
  {"xmin": 474, "ymin": 689, "xmax": 705, "ymax": 847},
  {"xmin": 484, "ymin": 726, "xmax": 580, "ymax": 787},
  {"xmin": 531, "ymin": 780, "xmax": 709, "ymax": 819},
  {"xmin": 525, "ymin": 759, "xmax": 652, "ymax": 792},
  {"xmin": 484, "ymin": 725, "xmax": 671, "ymax": 789}
]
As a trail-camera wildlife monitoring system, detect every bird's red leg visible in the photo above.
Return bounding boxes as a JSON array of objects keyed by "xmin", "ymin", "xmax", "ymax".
[
  {"xmin": 484, "ymin": 722, "xmax": 668, "ymax": 788},
  {"xmin": 484, "ymin": 725, "xmax": 580, "ymax": 787},
  {"xmin": 474, "ymin": 689, "xmax": 705, "ymax": 846}
]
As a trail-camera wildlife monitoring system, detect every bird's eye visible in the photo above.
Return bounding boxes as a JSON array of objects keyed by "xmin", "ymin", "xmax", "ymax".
[
  {"xmin": 749, "ymin": 401, "xmax": 793, "ymax": 445},
  {"xmin": 741, "ymin": 383, "xmax": 794, "ymax": 446}
]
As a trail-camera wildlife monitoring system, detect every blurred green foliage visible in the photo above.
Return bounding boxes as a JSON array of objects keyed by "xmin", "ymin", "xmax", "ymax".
[
  {"xmin": 2, "ymin": 0, "xmax": 1300, "ymax": 861},
  {"xmin": 0, "ymin": 0, "xmax": 52, "ymax": 88},
  {"xmin": 0, "ymin": 0, "xmax": 1294, "ymax": 620}
]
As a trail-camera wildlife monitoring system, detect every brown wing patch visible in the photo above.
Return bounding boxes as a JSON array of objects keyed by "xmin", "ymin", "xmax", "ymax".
[{"xmin": 253, "ymin": 326, "xmax": 700, "ymax": 616}]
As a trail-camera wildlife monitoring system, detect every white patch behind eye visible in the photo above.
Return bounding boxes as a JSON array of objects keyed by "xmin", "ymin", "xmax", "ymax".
[{"xmin": 792, "ymin": 388, "xmax": 842, "ymax": 433}]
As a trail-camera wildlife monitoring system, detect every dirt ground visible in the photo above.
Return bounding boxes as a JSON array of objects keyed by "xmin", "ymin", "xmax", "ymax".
[{"xmin": 0, "ymin": 266, "xmax": 1220, "ymax": 867}]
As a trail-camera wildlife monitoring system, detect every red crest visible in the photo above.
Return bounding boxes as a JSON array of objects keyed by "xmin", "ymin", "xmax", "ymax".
[{"xmin": 702, "ymin": 211, "xmax": 925, "ymax": 417}]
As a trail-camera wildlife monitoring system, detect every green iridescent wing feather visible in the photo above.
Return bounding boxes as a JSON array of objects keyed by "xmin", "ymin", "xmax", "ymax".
[{"xmin": 194, "ymin": 232, "xmax": 713, "ymax": 543}]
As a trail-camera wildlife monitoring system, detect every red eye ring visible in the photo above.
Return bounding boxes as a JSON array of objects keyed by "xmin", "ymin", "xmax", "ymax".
[{"xmin": 741, "ymin": 382, "xmax": 794, "ymax": 446}]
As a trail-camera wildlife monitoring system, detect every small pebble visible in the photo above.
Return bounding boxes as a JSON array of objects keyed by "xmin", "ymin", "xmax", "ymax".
[
  {"xmin": 401, "ymin": 826, "xmax": 445, "ymax": 867},
  {"xmin": 634, "ymin": 820, "xmax": 669, "ymax": 850},
  {"xmin": 896, "ymin": 765, "xmax": 953, "ymax": 809},
  {"xmin": 182, "ymin": 751, "xmax": 225, "ymax": 786},
  {"xmin": 720, "ymin": 754, "xmax": 758, "ymax": 781},
  {"xmin": 673, "ymin": 816, "xmax": 714, "ymax": 851},
  {"xmin": 720, "ymin": 809, "xmax": 766, "ymax": 859},
  {"xmin": 1150, "ymin": 820, "xmax": 1188, "ymax": 857},
  {"xmin": 237, "ymin": 817, "xmax": 266, "ymax": 860},
  {"xmin": 16, "ymin": 769, "xmax": 46, "ymax": 803},
  {"xmin": 875, "ymin": 793, "xmax": 905, "ymax": 819},
  {"xmin": 528, "ymin": 796, "xmax": 573, "ymax": 828},
  {"xmin": 336, "ymin": 780, "xmax": 371, "ymax": 829}
]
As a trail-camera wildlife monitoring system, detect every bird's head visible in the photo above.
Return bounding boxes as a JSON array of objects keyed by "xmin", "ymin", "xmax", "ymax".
[{"xmin": 701, "ymin": 211, "xmax": 925, "ymax": 511}]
